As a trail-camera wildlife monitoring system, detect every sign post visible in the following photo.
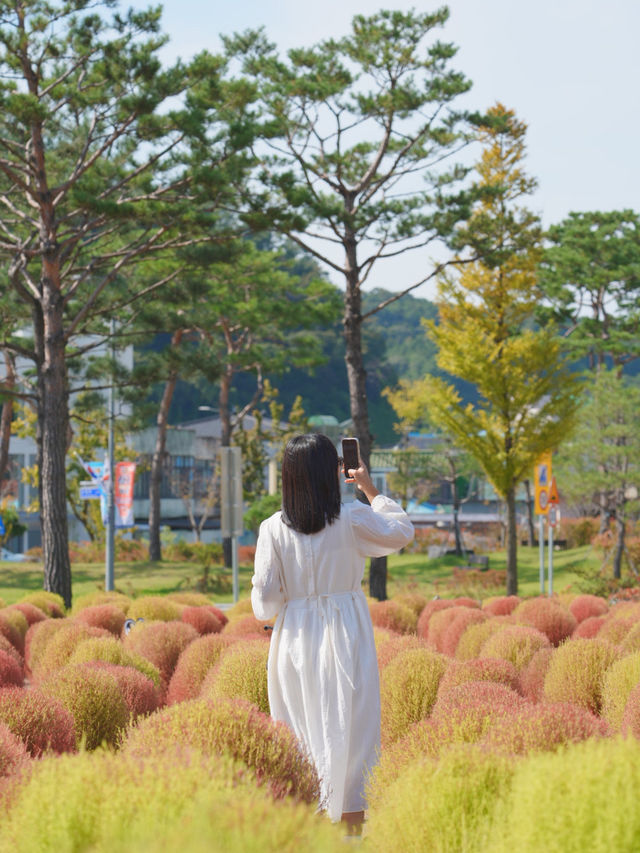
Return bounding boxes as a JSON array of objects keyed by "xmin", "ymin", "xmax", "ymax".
[
  {"xmin": 220, "ymin": 447, "xmax": 243, "ymax": 603},
  {"xmin": 534, "ymin": 453, "xmax": 552, "ymax": 595},
  {"xmin": 547, "ymin": 477, "xmax": 560, "ymax": 597}
]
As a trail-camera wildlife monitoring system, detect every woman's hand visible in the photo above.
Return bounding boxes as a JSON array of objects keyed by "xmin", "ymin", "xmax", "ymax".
[{"xmin": 345, "ymin": 461, "xmax": 380, "ymax": 503}]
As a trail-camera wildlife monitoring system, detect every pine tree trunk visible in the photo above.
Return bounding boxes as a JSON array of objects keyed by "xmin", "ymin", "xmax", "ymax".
[
  {"xmin": 0, "ymin": 350, "xmax": 15, "ymax": 488},
  {"xmin": 506, "ymin": 485, "xmax": 518, "ymax": 595},
  {"xmin": 148, "ymin": 340, "xmax": 182, "ymax": 561},
  {"xmin": 342, "ymin": 238, "xmax": 385, "ymax": 599},
  {"xmin": 36, "ymin": 296, "xmax": 72, "ymax": 609}
]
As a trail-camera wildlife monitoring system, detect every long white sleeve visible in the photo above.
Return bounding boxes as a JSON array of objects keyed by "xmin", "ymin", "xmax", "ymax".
[
  {"xmin": 251, "ymin": 516, "xmax": 285, "ymax": 621},
  {"xmin": 350, "ymin": 494, "xmax": 414, "ymax": 557}
]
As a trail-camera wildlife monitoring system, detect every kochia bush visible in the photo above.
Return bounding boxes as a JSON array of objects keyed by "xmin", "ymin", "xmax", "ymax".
[
  {"xmin": 40, "ymin": 663, "xmax": 130, "ymax": 749},
  {"xmin": 74, "ymin": 604, "xmax": 126, "ymax": 636},
  {"xmin": 31, "ymin": 621, "xmax": 111, "ymax": 680},
  {"xmin": 68, "ymin": 636, "xmax": 161, "ymax": 687},
  {"xmin": 379, "ymin": 647, "xmax": 448, "ymax": 747},
  {"xmin": 569, "ymin": 594, "xmax": 609, "ymax": 624},
  {"xmin": 479, "ymin": 625, "xmax": 551, "ymax": 673},
  {"xmin": 437, "ymin": 657, "xmax": 520, "ymax": 700},
  {"xmin": 375, "ymin": 633, "xmax": 429, "ymax": 670},
  {"xmin": 0, "ymin": 687, "xmax": 76, "ymax": 757},
  {"xmin": 0, "ymin": 722, "xmax": 28, "ymax": 779},
  {"xmin": 180, "ymin": 605, "xmax": 223, "ymax": 636},
  {"xmin": 123, "ymin": 697, "xmax": 320, "ymax": 804},
  {"xmin": 166, "ymin": 633, "xmax": 234, "ymax": 705},
  {"xmin": 123, "ymin": 620, "xmax": 198, "ymax": 687},
  {"xmin": 513, "ymin": 597, "xmax": 577, "ymax": 646},
  {"xmin": 0, "ymin": 650, "xmax": 23, "ymax": 688},
  {"xmin": 455, "ymin": 616, "xmax": 512, "ymax": 661},
  {"xmin": 518, "ymin": 647, "xmax": 554, "ymax": 703},
  {"xmin": 200, "ymin": 639, "xmax": 269, "ymax": 714},
  {"xmin": 416, "ymin": 599, "xmax": 455, "ymax": 640},
  {"xmin": 369, "ymin": 600, "xmax": 417, "ymax": 635},
  {"xmin": 543, "ymin": 638, "xmax": 620, "ymax": 714},
  {"xmin": 600, "ymin": 651, "xmax": 640, "ymax": 732},
  {"xmin": 573, "ymin": 615, "xmax": 607, "ymax": 639},
  {"xmin": 126, "ymin": 596, "xmax": 183, "ymax": 622}
]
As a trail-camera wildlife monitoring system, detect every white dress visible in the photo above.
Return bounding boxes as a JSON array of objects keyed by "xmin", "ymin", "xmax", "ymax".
[{"xmin": 251, "ymin": 495, "xmax": 414, "ymax": 821}]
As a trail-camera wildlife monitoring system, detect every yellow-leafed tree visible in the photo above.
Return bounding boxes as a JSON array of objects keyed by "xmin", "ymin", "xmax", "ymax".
[{"xmin": 386, "ymin": 104, "xmax": 579, "ymax": 594}]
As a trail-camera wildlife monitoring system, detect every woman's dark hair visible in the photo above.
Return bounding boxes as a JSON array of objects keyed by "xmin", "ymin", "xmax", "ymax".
[{"xmin": 281, "ymin": 433, "xmax": 341, "ymax": 534}]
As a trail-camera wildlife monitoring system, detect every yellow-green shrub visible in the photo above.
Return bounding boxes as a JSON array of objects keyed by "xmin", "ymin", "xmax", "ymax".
[
  {"xmin": 0, "ymin": 609, "xmax": 29, "ymax": 647},
  {"xmin": 601, "ymin": 651, "xmax": 640, "ymax": 731},
  {"xmin": 71, "ymin": 591, "xmax": 131, "ymax": 615},
  {"xmin": 165, "ymin": 592, "xmax": 213, "ymax": 607},
  {"xmin": 39, "ymin": 663, "xmax": 130, "ymax": 749},
  {"xmin": 369, "ymin": 599, "xmax": 417, "ymax": 635},
  {"xmin": 379, "ymin": 647, "xmax": 448, "ymax": 747},
  {"xmin": 225, "ymin": 597, "xmax": 253, "ymax": 621},
  {"xmin": 18, "ymin": 591, "xmax": 65, "ymax": 618},
  {"xmin": 68, "ymin": 636, "xmax": 161, "ymax": 687},
  {"xmin": 24, "ymin": 619, "xmax": 65, "ymax": 674},
  {"xmin": 366, "ymin": 745, "xmax": 514, "ymax": 853},
  {"xmin": 376, "ymin": 633, "xmax": 429, "ymax": 669},
  {"xmin": 32, "ymin": 621, "xmax": 111, "ymax": 679},
  {"xmin": 455, "ymin": 616, "xmax": 511, "ymax": 661},
  {"xmin": 126, "ymin": 596, "xmax": 182, "ymax": 622},
  {"xmin": 480, "ymin": 625, "xmax": 551, "ymax": 673},
  {"xmin": 393, "ymin": 590, "xmax": 429, "ymax": 617},
  {"xmin": 123, "ymin": 697, "xmax": 319, "ymax": 804},
  {"xmin": 200, "ymin": 639, "xmax": 269, "ymax": 713},
  {"xmin": 543, "ymin": 638, "xmax": 621, "ymax": 714},
  {"xmin": 490, "ymin": 737, "xmax": 640, "ymax": 853}
]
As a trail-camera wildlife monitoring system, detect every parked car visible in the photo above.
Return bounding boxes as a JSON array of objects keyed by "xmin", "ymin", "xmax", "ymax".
[{"xmin": 0, "ymin": 547, "xmax": 27, "ymax": 562}]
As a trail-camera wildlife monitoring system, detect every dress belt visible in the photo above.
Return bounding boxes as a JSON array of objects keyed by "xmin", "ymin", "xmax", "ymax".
[{"xmin": 284, "ymin": 589, "xmax": 361, "ymax": 609}]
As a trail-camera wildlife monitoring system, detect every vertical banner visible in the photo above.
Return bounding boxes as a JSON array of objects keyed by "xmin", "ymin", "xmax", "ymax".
[{"xmin": 101, "ymin": 461, "xmax": 136, "ymax": 528}]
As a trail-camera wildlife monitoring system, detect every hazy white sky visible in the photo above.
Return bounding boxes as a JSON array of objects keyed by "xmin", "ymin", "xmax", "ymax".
[{"xmin": 129, "ymin": 0, "xmax": 640, "ymax": 298}]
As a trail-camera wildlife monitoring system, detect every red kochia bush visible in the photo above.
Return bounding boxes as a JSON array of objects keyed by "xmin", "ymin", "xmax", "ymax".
[
  {"xmin": 204, "ymin": 605, "xmax": 228, "ymax": 628},
  {"xmin": 425, "ymin": 606, "xmax": 480, "ymax": 654},
  {"xmin": 569, "ymin": 594, "xmax": 609, "ymax": 624},
  {"xmin": 8, "ymin": 602, "xmax": 47, "ymax": 627},
  {"xmin": 483, "ymin": 701, "xmax": 609, "ymax": 755},
  {"xmin": 573, "ymin": 616, "xmax": 607, "ymax": 639},
  {"xmin": 0, "ymin": 687, "xmax": 76, "ymax": 756},
  {"xmin": 482, "ymin": 596, "xmax": 520, "ymax": 617},
  {"xmin": 0, "ymin": 636, "xmax": 22, "ymax": 670},
  {"xmin": 74, "ymin": 604, "xmax": 126, "ymax": 637},
  {"xmin": 369, "ymin": 600, "xmax": 417, "ymax": 635},
  {"xmin": 24, "ymin": 619, "xmax": 65, "ymax": 674},
  {"xmin": 376, "ymin": 634, "xmax": 429, "ymax": 670},
  {"xmin": 440, "ymin": 608, "xmax": 488, "ymax": 657},
  {"xmin": 0, "ymin": 650, "xmax": 23, "ymax": 688},
  {"xmin": 518, "ymin": 647, "xmax": 554, "ymax": 702},
  {"xmin": 0, "ymin": 611, "xmax": 24, "ymax": 655},
  {"xmin": 437, "ymin": 657, "xmax": 520, "ymax": 700},
  {"xmin": 123, "ymin": 620, "xmax": 198, "ymax": 687},
  {"xmin": 429, "ymin": 681, "xmax": 527, "ymax": 746},
  {"xmin": 514, "ymin": 598, "xmax": 577, "ymax": 646},
  {"xmin": 0, "ymin": 722, "xmax": 28, "ymax": 778},
  {"xmin": 222, "ymin": 615, "xmax": 272, "ymax": 639},
  {"xmin": 416, "ymin": 599, "xmax": 455, "ymax": 640},
  {"xmin": 84, "ymin": 662, "xmax": 160, "ymax": 720},
  {"xmin": 166, "ymin": 633, "xmax": 234, "ymax": 705},
  {"xmin": 180, "ymin": 605, "xmax": 223, "ymax": 636}
]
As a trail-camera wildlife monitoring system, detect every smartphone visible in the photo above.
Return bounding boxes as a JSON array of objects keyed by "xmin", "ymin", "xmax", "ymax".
[{"xmin": 341, "ymin": 437, "xmax": 360, "ymax": 477}]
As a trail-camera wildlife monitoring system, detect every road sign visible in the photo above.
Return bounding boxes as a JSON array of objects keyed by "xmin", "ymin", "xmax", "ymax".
[
  {"xmin": 548, "ymin": 476, "xmax": 560, "ymax": 505},
  {"xmin": 534, "ymin": 452, "xmax": 552, "ymax": 515},
  {"xmin": 547, "ymin": 505, "xmax": 557, "ymax": 528},
  {"xmin": 79, "ymin": 480, "xmax": 102, "ymax": 500}
]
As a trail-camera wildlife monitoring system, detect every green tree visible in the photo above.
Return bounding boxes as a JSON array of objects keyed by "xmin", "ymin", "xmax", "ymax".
[
  {"xmin": 555, "ymin": 370, "xmax": 640, "ymax": 579},
  {"xmin": 539, "ymin": 210, "xmax": 640, "ymax": 371},
  {"xmin": 0, "ymin": 2, "xmax": 247, "ymax": 605},
  {"xmin": 227, "ymin": 8, "xmax": 476, "ymax": 599},
  {"xmin": 386, "ymin": 105, "xmax": 579, "ymax": 594}
]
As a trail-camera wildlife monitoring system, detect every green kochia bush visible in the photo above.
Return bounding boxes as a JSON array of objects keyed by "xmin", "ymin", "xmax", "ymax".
[
  {"xmin": 543, "ymin": 638, "xmax": 620, "ymax": 714},
  {"xmin": 126, "ymin": 596, "xmax": 183, "ymax": 622},
  {"xmin": 123, "ymin": 697, "xmax": 320, "ymax": 805},
  {"xmin": 68, "ymin": 636, "xmax": 161, "ymax": 687},
  {"xmin": 379, "ymin": 647, "xmax": 448, "ymax": 747},
  {"xmin": 0, "ymin": 747, "xmax": 341, "ymax": 853},
  {"xmin": 40, "ymin": 663, "xmax": 130, "ymax": 749},
  {"xmin": 366, "ymin": 745, "xmax": 515, "ymax": 853},
  {"xmin": 200, "ymin": 639, "xmax": 269, "ymax": 713},
  {"xmin": 480, "ymin": 625, "xmax": 551, "ymax": 673},
  {"xmin": 600, "ymin": 651, "xmax": 640, "ymax": 732},
  {"xmin": 490, "ymin": 737, "xmax": 640, "ymax": 853}
]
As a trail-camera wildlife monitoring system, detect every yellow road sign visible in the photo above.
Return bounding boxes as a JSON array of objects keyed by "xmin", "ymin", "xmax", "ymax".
[{"xmin": 534, "ymin": 452, "xmax": 552, "ymax": 515}]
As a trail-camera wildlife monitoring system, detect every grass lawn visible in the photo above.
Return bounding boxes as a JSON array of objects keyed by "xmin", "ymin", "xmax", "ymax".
[{"xmin": 0, "ymin": 543, "xmax": 603, "ymax": 607}]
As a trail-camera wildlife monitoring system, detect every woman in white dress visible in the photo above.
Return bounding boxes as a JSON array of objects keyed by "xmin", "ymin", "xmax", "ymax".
[{"xmin": 251, "ymin": 433, "xmax": 414, "ymax": 832}]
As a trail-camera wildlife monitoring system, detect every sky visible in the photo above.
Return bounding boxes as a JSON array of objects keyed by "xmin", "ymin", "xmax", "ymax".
[{"xmin": 128, "ymin": 0, "xmax": 640, "ymax": 299}]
